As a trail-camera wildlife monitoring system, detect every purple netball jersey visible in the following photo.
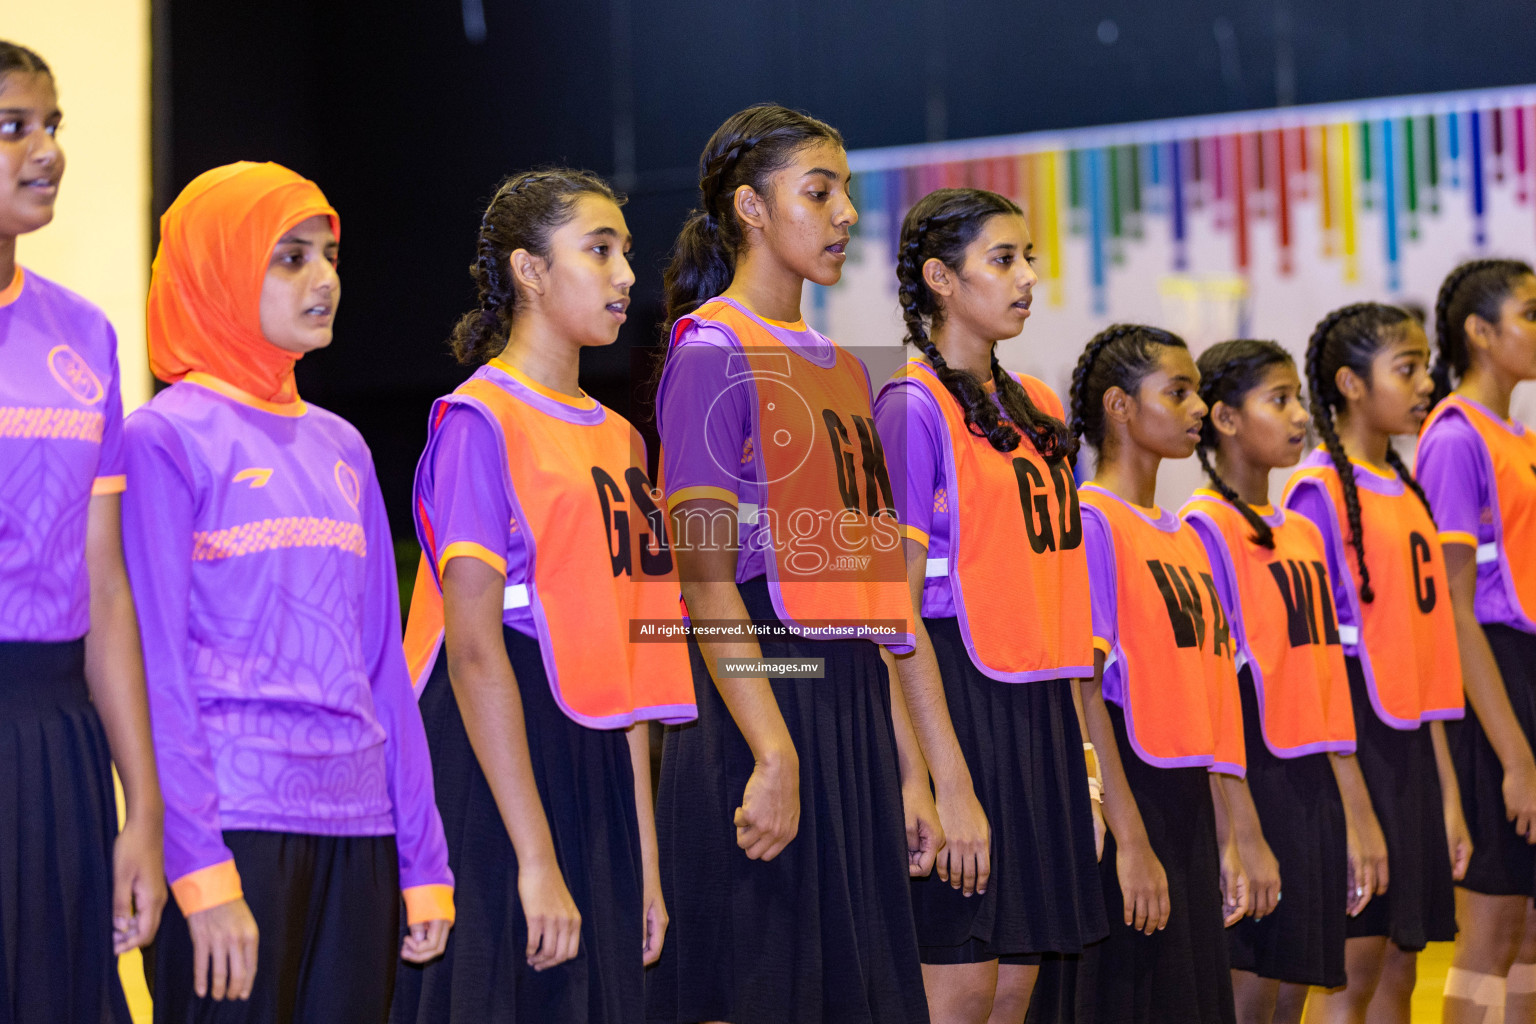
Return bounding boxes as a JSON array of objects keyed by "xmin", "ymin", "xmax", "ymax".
[
  {"xmin": 122, "ymin": 375, "xmax": 452, "ymax": 919},
  {"xmin": 0, "ymin": 269, "xmax": 126, "ymax": 642}
]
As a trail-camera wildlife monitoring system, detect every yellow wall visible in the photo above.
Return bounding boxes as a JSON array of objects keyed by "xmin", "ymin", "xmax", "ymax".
[{"xmin": 6, "ymin": 1, "xmax": 153, "ymax": 410}]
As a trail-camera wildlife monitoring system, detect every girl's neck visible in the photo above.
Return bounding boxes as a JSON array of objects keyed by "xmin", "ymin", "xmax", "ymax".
[
  {"xmin": 928, "ymin": 320, "xmax": 995, "ymax": 380},
  {"xmin": 1457, "ymin": 364, "xmax": 1515, "ymax": 421},
  {"xmin": 1093, "ymin": 442, "xmax": 1162, "ymax": 509},
  {"xmin": 0, "ymin": 236, "xmax": 15, "ymax": 291},
  {"xmin": 1212, "ymin": 447, "xmax": 1272, "ymax": 507},
  {"xmin": 721, "ymin": 247, "xmax": 804, "ymax": 324},
  {"xmin": 1333, "ymin": 410, "xmax": 1391, "ymax": 468},
  {"xmin": 497, "ymin": 321, "xmax": 583, "ymax": 399}
]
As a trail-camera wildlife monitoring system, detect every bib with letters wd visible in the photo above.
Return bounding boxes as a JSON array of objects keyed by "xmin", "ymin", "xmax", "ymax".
[
  {"xmin": 402, "ymin": 370, "xmax": 696, "ymax": 729},
  {"xmin": 1084, "ymin": 484, "xmax": 1245, "ymax": 773},
  {"xmin": 669, "ymin": 298, "xmax": 914, "ymax": 650},
  {"xmin": 885, "ymin": 359, "xmax": 1092, "ymax": 682},
  {"xmin": 1283, "ymin": 455, "xmax": 1463, "ymax": 730},
  {"xmin": 1183, "ymin": 491, "xmax": 1355, "ymax": 757},
  {"xmin": 1422, "ymin": 394, "xmax": 1536, "ymax": 628}
]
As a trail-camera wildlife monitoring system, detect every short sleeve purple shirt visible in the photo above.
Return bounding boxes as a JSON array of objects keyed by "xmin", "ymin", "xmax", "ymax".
[
  {"xmin": 872, "ymin": 377, "xmax": 955, "ymax": 616},
  {"xmin": 0, "ymin": 268, "xmax": 126, "ymax": 642}
]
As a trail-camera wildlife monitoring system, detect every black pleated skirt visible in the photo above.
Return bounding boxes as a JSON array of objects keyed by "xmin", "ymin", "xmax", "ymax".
[
  {"xmin": 1226, "ymin": 666, "xmax": 1347, "ymax": 988},
  {"xmin": 1028, "ymin": 701, "xmax": 1234, "ymax": 1024},
  {"xmin": 391, "ymin": 626, "xmax": 643, "ymax": 1024},
  {"xmin": 0, "ymin": 640, "xmax": 129, "ymax": 1024},
  {"xmin": 148, "ymin": 831, "xmax": 401, "ymax": 1023},
  {"xmin": 1343, "ymin": 656, "xmax": 1456, "ymax": 950},
  {"xmin": 645, "ymin": 577, "xmax": 928, "ymax": 1024},
  {"xmin": 1451, "ymin": 623, "xmax": 1536, "ymax": 897},
  {"xmin": 912, "ymin": 616, "xmax": 1107, "ymax": 964}
]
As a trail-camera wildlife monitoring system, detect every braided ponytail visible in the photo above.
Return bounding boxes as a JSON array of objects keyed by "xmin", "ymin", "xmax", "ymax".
[
  {"xmin": 1431, "ymin": 257, "xmax": 1536, "ymax": 403},
  {"xmin": 1194, "ymin": 339, "xmax": 1294, "ymax": 549},
  {"xmin": 661, "ymin": 104, "xmax": 844, "ymax": 342},
  {"xmin": 896, "ymin": 187, "xmax": 1074, "ymax": 458},
  {"xmin": 1304, "ymin": 302, "xmax": 1420, "ymax": 603},
  {"xmin": 450, "ymin": 169, "xmax": 622, "ymax": 366},
  {"xmin": 1068, "ymin": 323, "xmax": 1186, "ymax": 453}
]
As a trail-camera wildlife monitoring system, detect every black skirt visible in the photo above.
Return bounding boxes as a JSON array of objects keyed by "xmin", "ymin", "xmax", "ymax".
[
  {"xmin": 1343, "ymin": 656, "xmax": 1457, "ymax": 949},
  {"xmin": 1450, "ymin": 622, "xmax": 1536, "ymax": 897},
  {"xmin": 645, "ymin": 577, "xmax": 928, "ymax": 1024},
  {"xmin": 391, "ymin": 626, "xmax": 643, "ymax": 1024},
  {"xmin": 148, "ymin": 831, "xmax": 401, "ymax": 1023},
  {"xmin": 0, "ymin": 640, "xmax": 130, "ymax": 1024},
  {"xmin": 1226, "ymin": 666, "xmax": 1348, "ymax": 988},
  {"xmin": 912, "ymin": 616, "xmax": 1107, "ymax": 964},
  {"xmin": 1029, "ymin": 701, "xmax": 1234, "ymax": 1024}
]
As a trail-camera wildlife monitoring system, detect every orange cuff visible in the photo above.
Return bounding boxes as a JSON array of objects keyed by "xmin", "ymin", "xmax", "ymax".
[
  {"xmin": 1438, "ymin": 530, "xmax": 1477, "ymax": 548},
  {"xmin": 402, "ymin": 884, "xmax": 455, "ymax": 926},
  {"xmin": 666, "ymin": 485, "xmax": 738, "ymax": 510},
  {"xmin": 91, "ymin": 474, "xmax": 127, "ymax": 496},
  {"xmin": 171, "ymin": 859, "xmax": 243, "ymax": 916},
  {"xmin": 1092, "ymin": 636, "xmax": 1112, "ymax": 656},
  {"xmin": 437, "ymin": 540, "xmax": 507, "ymax": 577},
  {"xmin": 899, "ymin": 524, "xmax": 931, "ymax": 548}
]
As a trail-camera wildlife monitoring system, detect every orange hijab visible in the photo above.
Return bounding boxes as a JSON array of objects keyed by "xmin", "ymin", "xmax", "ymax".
[{"xmin": 148, "ymin": 162, "xmax": 339, "ymax": 403}]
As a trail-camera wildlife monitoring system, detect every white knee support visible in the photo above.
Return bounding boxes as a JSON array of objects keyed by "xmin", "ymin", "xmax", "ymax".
[{"xmin": 1446, "ymin": 967, "xmax": 1508, "ymax": 1024}]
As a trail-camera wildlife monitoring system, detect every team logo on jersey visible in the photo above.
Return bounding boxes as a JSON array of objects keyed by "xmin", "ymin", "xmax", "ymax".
[
  {"xmin": 47, "ymin": 345, "xmax": 104, "ymax": 405},
  {"xmin": 334, "ymin": 460, "xmax": 361, "ymax": 510},
  {"xmin": 233, "ymin": 468, "xmax": 274, "ymax": 488}
]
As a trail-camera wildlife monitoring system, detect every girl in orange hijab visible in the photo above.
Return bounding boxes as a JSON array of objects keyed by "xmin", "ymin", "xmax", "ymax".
[{"xmin": 123, "ymin": 162, "xmax": 454, "ymax": 1021}]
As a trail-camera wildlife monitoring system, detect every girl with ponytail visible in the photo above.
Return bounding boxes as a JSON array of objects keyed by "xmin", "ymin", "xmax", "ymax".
[
  {"xmin": 871, "ymin": 187, "xmax": 1106, "ymax": 1023},
  {"xmin": 1416, "ymin": 260, "xmax": 1536, "ymax": 1024},
  {"xmin": 648, "ymin": 105, "xmax": 940, "ymax": 1024},
  {"xmin": 1055, "ymin": 324, "xmax": 1253, "ymax": 1024},
  {"xmin": 1283, "ymin": 303, "xmax": 1469, "ymax": 1024},
  {"xmin": 390, "ymin": 169, "xmax": 695, "ymax": 1024},
  {"xmin": 1181, "ymin": 340, "xmax": 1387, "ymax": 1023}
]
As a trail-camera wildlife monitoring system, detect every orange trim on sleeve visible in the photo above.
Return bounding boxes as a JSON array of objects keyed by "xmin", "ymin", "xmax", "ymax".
[
  {"xmin": 666, "ymin": 485, "xmax": 739, "ymax": 509},
  {"xmin": 437, "ymin": 540, "xmax": 507, "ymax": 577},
  {"xmin": 1092, "ymin": 636, "xmax": 1112, "ymax": 655},
  {"xmin": 0, "ymin": 266, "xmax": 23, "ymax": 308},
  {"xmin": 91, "ymin": 475, "xmax": 127, "ymax": 496},
  {"xmin": 402, "ymin": 883, "xmax": 456, "ymax": 926},
  {"xmin": 899, "ymin": 524, "xmax": 931, "ymax": 548},
  {"xmin": 170, "ymin": 859, "xmax": 243, "ymax": 917},
  {"xmin": 1438, "ymin": 530, "xmax": 1478, "ymax": 548}
]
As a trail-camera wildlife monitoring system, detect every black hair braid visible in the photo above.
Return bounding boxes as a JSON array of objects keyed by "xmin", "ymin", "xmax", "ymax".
[
  {"xmin": 1384, "ymin": 446, "xmax": 1436, "ymax": 523},
  {"xmin": 450, "ymin": 168, "xmax": 623, "ymax": 366},
  {"xmin": 1196, "ymin": 445, "xmax": 1275, "ymax": 548},
  {"xmin": 1431, "ymin": 257, "xmax": 1536, "ymax": 404},
  {"xmin": 990, "ymin": 348, "xmax": 1078, "ymax": 462},
  {"xmin": 1306, "ymin": 304, "xmax": 1379, "ymax": 603},
  {"xmin": 1067, "ymin": 323, "xmax": 1162, "ymax": 450}
]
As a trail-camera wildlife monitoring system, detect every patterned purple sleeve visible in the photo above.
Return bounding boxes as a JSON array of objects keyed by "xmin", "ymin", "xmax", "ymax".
[
  {"xmin": 120, "ymin": 410, "xmax": 236, "ymax": 896},
  {"xmin": 872, "ymin": 380, "xmax": 943, "ymax": 545},
  {"xmin": 656, "ymin": 328, "xmax": 752, "ymax": 506},
  {"xmin": 357, "ymin": 458, "xmax": 454, "ymax": 916},
  {"xmin": 1416, "ymin": 416, "xmax": 1487, "ymax": 542},
  {"xmin": 429, "ymin": 404, "xmax": 517, "ymax": 574}
]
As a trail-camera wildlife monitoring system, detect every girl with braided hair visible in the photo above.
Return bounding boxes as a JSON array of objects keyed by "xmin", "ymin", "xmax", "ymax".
[
  {"xmin": 1180, "ymin": 340, "xmax": 1387, "ymax": 1023},
  {"xmin": 871, "ymin": 187, "xmax": 1107, "ymax": 1022},
  {"xmin": 1416, "ymin": 260, "xmax": 1536, "ymax": 1024},
  {"xmin": 390, "ymin": 169, "xmax": 695, "ymax": 1024},
  {"xmin": 1056, "ymin": 324, "xmax": 1251, "ymax": 1024},
  {"xmin": 648, "ymin": 105, "xmax": 940, "ymax": 1024},
  {"xmin": 1282, "ymin": 302, "xmax": 1468, "ymax": 1024}
]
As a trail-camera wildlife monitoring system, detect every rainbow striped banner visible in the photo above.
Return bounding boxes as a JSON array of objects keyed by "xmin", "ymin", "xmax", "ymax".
[{"xmin": 843, "ymin": 85, "xmax": 1536, "ymax": 315}]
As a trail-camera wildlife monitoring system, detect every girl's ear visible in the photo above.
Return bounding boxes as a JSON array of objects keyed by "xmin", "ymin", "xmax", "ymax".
[
  {"xmin": 1335, "ymin": 364, "xmax": 1367, "ymax": 404},
  {"xmin": 1463, "ymin": 310, "xmax": 1499, "ymax": 357},
  {"xmin": 922, "ymin": 256, "xmax": 954, "ymax": 298},
  {"xmin": 509, "ymin": 248, "xmax": 547, "ymax": 299},
  {"xmin": 1210, "ymin": 398, "xmax": 1241, "ymax": 439},
  {"xmin": 734, "ymin": 185, "xmax": 768, "ymax": 232},
  {"xmin": 1102, "ymin": 384, "xmax": 1132, "ymax": 427}
]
